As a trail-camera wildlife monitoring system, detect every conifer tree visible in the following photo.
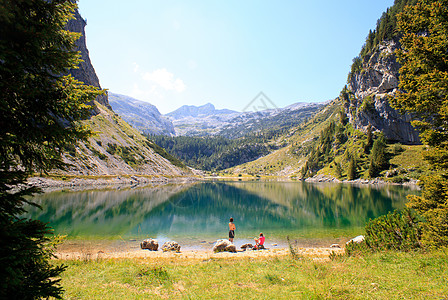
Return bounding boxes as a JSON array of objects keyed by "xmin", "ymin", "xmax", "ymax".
[
  {"xmin": 368, "ymin": 134, "xmax": 388, "ymax": 178},
  {"xmin": 390, "ymin": 0, "xmax": 448, "ymax": 247},
  {"xmin": 0, "ymin": 0, "xmax": 103, "ymax": 298},
  {"xmin": 347, "ymin": 156, "xmax": 357, "ymax": 180}
]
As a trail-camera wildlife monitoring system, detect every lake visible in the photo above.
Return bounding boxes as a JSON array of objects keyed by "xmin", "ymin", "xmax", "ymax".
[{"xmin": 25, "ymin": 181, "xmax": 419, "ymax": 250}]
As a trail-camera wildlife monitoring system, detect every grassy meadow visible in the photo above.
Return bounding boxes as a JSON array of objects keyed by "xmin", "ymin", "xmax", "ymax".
[{"xmin": 58, "ymin": 249, "xmax": 448, "ymax": 299}]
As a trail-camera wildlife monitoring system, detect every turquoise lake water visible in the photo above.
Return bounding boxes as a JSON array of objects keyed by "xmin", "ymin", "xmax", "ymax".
[{"xmin": 25, "ymin": 181, "xmax": 419, "ymax": 249}]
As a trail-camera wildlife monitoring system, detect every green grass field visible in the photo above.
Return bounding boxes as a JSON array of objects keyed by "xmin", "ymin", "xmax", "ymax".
[{"xmin": 58, "ymin": 250, "xmax": 448, "ymax": 299}]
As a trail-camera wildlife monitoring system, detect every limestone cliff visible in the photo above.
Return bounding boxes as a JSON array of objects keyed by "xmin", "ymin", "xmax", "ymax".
[
  {"xmin": 56, "ymin": 10, "xmax": 190, "ymax": 177},
  {"xmin": 345, "ymin": 38, "xmax": 420, "ymax": 144},
  {"xmin": 66, "ymin": 10, "xmax": 111, "ymax": 111}
]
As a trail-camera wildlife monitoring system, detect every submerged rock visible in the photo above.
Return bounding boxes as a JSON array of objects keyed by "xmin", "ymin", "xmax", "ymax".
[{"xmin": 141, "ymin": 238, "xmax": 159, "ymax": 251}]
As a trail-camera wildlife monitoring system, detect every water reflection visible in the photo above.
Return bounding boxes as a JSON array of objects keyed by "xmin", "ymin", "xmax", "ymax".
[{"xmin": 25, "ymin": 181, "xmax": 419, "ymax": 244}]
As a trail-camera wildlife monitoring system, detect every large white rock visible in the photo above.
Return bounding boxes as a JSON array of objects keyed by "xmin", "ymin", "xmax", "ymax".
[{"xmin": 346, "ymin": 235, "xmax": 365, "ymax": 245}]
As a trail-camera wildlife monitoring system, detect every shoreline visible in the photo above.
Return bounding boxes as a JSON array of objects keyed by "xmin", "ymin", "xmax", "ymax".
[
  {"xmin": 28, "ymin": 173, "xmax": 419, "ymax": 191},
  {"xmin": 53, "ymin": 237, "xmax": 347, "ymax": 261},
  {"xmin": 27, "ymin": 175, "xmax": 200, "ymax": 191},
  {"xmin": 54, "ymin": 246, "xmax": 344, "ymax": 261}
]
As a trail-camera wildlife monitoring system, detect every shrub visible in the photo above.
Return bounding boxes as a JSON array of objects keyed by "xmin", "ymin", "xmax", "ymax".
[{"xmin": 346, "ymin": 208, "xmax": 423, "ymax": 256}]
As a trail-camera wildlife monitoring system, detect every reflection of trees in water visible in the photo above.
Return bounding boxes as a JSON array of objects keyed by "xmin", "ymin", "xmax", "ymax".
[
  {"xmin": 223, "ymin": 181, "xmax": 417, "ymax": 228},
  {"xmin": 24, "ymin": 184, "xmax": 196, "ymax": 236},
  {"xmin": 24, "ymin": 182, "xmax": 418, "ymax": 238}
]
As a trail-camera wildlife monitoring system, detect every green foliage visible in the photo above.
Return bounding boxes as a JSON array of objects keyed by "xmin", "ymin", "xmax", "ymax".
[
  {"xmin": 392, "ymin": 0, "xmax": 448, "ymax": 149},
  {"xmin": 406, "ymin": 174, "xmax": 448, "ymax": 247},
  {"xmin": 364, "ymin": 124, "xmax": 374, "ymax": 154},
  {"xmin": 359, "ymin": 95, "xmax": 375, "ymax": 113},
  {"xmin": 347, "ymin": 156, "xmax": 357, "ymax": 180},
  {"xmin": 0, "ymin": 1, "xmax": 104, "ymax": 298},
  {"xmin": 347, "ymin": 0, "xmax": 419, "ymax": 81},
  {"xmin": 389, "ymin": 0, "xmax": 448, "ymax": 248},
  {"xmin": 346, "ymin": 209, "xmax": 423, "ymax": 256},
  {"xmin": 150, "ymin": 134, "xmax": 274, "ymax": 171},
  {"xmin": 368, "ymin": 134, "xmax": 389, "ymax": 178},
  {"xmin": 145, "ymin": 140, "xmax": 185, "ymax": 169}
]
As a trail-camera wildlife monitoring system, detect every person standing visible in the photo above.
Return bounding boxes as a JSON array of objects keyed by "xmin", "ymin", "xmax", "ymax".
[{"xmin": 228, "ymin": 217, "xmax": 236, "ymax": 243}]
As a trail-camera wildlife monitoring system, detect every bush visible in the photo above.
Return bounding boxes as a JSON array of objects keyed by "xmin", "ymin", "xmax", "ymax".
[{"xmin": 346, "ymin": 208, "xmax": 423, "ymax": 256}]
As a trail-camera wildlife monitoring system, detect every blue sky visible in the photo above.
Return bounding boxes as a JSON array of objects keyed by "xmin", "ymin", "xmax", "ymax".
[{"xmin": 78, "ymin": 0, "xmax": 394, "ymax": 114}]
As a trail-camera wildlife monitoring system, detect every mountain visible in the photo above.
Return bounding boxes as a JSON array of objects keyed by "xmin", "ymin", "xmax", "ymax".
[
  {"xmin": 108, "ymin": 93, "xmax": 175, "ymax": 136},
  {"xmin": 344, "ymin": 0, "xmax": 420, "ymax": 144},
  {"xmin": 225, "ymin": 0, "xmax": 426, "ymax": 180},
  {"xmin": 345, "ymin": 38, "xmax": 420, "ymax": 144},
  {"xmin": 164, "ymin": 102, "xmax": 323, "ymax": 138},
  {"xmin": 56, "ymin": 9, "xmax": 190, "ymax": 177},
  {"xmin": 166, "ymin": 103, "xmax": 237, "ymax": 119},
  {"xmin": 151, "ymin": 102, "xmax": 325, "ymax": 171}
]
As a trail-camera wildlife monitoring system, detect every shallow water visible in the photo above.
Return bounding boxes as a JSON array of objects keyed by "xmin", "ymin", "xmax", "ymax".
[{"xmin": 25, "ymin": 181, "xmax": 419, "ymax": 250}]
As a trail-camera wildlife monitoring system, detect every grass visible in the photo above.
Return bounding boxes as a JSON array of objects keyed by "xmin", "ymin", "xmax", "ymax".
[{"xmin": 58, "ymin": 250, "xmax": 448, "ymax": 299}]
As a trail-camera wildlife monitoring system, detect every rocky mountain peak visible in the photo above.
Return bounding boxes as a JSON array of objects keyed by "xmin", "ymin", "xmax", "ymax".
[
  {"xmin": 345, "ymin": 38, "xmax": 420, "ymax": 144},
  {"xmin": 166, "ymin": 103, "xmax": 237, "ymax": 120}
]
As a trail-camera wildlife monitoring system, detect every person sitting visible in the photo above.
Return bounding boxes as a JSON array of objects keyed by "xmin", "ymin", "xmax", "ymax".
[{"xmin": 253, "ymin": 232, "xmax": 265, "ymax": 250}]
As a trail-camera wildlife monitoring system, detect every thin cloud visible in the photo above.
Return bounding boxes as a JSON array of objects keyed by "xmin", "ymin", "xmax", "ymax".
[{"xmin": 142, "ymin": 68, "xmax": 186, "ymax": 93}]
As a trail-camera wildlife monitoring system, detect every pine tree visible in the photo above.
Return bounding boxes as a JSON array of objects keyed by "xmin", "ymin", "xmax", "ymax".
[
  {"xmin": 347, "ymin": 156, "xmax": 357, "ymax": 180},
  {"xmin": 0, "ymin": 0, "xmax": 103, "ymax": 298},
  {"xmin": 364, "ymin": 124, "xmax": 374, "ymax": 154},
  {"xmin": 390, "ymin": 0, "xmax": 448, "ymax": 247},
  {"xmin": 368, "ymin": 134, "xmax": 388, "ymax": 178}
]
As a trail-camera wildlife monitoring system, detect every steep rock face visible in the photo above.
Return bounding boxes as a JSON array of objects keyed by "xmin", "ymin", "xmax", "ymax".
[
  {"xmin": 57, "ymin": 10, "xmax": 190, "ymax": 177},
  {"xmin": 109, "ymin": 93, "xmax": 175, "ymax": 136},
  {"xmin": 346, "ymin": 39, "xmax": 420, "ymax": 144},
  {"xmin": 66, "ymin": 10, "xmax": 110, "ymax": 110}
]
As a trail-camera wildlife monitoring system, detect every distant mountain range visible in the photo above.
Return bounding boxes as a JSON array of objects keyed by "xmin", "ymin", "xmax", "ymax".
[
  {"xmin": 109, "ymin": 95, "xmax": 324, "ymax": 138},
  {"xmin": 109, "ymin": 93, "xmax": 175, "ymax": 136},
  {"xmin": 166, "ymin": 103, "xmax": 237, "ymax": 119}
]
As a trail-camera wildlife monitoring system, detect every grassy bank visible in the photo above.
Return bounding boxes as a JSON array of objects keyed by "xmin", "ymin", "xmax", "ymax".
[{"xmin": 58, "ymin": 250, "xmax": 447, "ymax": 299}]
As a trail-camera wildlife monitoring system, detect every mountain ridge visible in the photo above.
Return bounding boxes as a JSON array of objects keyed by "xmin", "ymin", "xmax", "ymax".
[
  {"xmin": 54, "ymin": 10, "xmax": 190, "ymax": 177},
  {"xmin": 109, "ymin": 93, "xmax": 175, "ymax": 136},
  {"xmin": 166, "ymin": 103, "xmax": 238, "ymax": 120}
]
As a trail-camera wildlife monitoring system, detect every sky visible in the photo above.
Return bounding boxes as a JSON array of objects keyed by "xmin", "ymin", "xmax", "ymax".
[{"xmin": 78, "ymin": 0, "xmax": 395, "ymax": 114}]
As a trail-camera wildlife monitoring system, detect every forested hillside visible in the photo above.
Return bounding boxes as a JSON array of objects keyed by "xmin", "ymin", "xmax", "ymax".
[
  {"xmin": 149, "ymin": 103, "xmax": 322, "ymax": 171},
  {"xmin": 226, "ymin": 0, "xmax": 428, "ymax": 181},
  {"xmin": 150, "ymin": 127, "xmax": 288, "ymax": 171}
]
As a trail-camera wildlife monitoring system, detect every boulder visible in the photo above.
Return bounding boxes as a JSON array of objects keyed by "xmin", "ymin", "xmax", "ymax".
[
  {"xmin": 212, "ymin": 239, "xmax": 236, "ymax": 253},
  {"xmin": 253, "ymin": 244, "xmax": 265, "ymax": 250},
  {"xmin": 141, "ymin": 238, "xmax": 158, "ymax": 251},
  {"xmin": 346, "ymin": 235, "xmax": 365, "ymax": 245},
  {"xmin": 241, "ymin": 243, "xmax": 254, "ymax": 250},
  {"xmin": 161, "ymin": 241, "xmax": 181, "ymax": 252},
  {"xmin": 330, "ymin": 244, "xmax": 341, "ymax": 248},
  {"xmin": 225, "ymin": 244, "xmax": 237, "ymax": 252}
]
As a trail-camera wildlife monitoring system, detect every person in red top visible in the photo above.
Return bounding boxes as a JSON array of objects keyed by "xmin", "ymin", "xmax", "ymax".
[{"xmin": 254, "ymin": 232, "xmax": 265, "ymax": 250}]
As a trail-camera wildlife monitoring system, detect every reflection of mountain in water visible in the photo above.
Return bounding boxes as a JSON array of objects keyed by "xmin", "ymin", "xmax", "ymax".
[
  {"xmin": 25, "ymin": 184, "xmax": 195, "ymax": 237},
  {"xmin": 25, "ymin": 182, "xmax": 418, "ymax": 239}
]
